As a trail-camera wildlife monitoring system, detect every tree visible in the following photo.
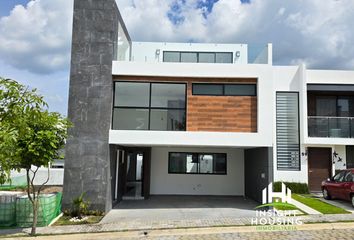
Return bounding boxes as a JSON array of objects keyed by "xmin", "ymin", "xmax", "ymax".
[{"xmin": 0, "ymin": 78, "xmax": 71, "ymax": 235}]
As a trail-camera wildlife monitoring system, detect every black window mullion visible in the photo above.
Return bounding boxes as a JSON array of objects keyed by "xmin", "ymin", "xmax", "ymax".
[
  {"xmin": 148, "ymin": 83, "xmax": 152, "ymax": 130},
  {"xmin": 197, "ymin": 153, "xmax": 200, "ymax": 174}
]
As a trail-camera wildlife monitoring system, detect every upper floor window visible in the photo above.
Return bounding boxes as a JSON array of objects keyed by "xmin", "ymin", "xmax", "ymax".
[
  {"xmin": 113, "ymin": 82, "xmax": 186, "ymax": 131},
  {"xmin": 192, "ymin": 83, "xmax": 256, "ymax": 96},
  {"xmin": 163, "ymin": 51, "xmax": 233, "ymax": 64}
]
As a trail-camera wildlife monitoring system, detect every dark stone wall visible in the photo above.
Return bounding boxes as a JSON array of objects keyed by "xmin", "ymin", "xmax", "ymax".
[
  {"xmin": 62, "ymin": 0, "xmax": 118, "ymax": 212},
  {"xmin": 244, "ymin": 147, "xmax": 273, "ymax": 203}
]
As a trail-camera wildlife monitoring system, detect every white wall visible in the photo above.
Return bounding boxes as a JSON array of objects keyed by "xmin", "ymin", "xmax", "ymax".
[
  {"xmin": 307, "ymin": 69, "xmax": 354, "ymax": 84},
  {"xmin": 130, "ymin": 42, "xmax": 248, "ymax": 64},
  {"xmin": 150, "ymin": 147, "xmax": 244, "ymax": 196},
  {"xmin": 10, "ymin": 168, "xmax": 64, "ymax": 186},
  {"xmin": 305, "ymin": 69, "xmax": 354, "ymax": 145},
  {"xmin": 274, "ymin": 144, "xmax": 348, "ymax": 183},
  {"xmin": 111, "ymin": 61, "xmax": 274, "ymax": 148}
]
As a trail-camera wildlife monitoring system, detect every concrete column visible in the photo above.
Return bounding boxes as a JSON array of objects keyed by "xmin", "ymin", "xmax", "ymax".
[{"xmin": 62, "ymin": 0, "xmax": 118, "ymax": 212}]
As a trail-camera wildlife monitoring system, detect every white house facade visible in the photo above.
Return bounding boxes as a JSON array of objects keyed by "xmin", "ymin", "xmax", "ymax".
[{"xmin": 62, "ymin": 0, "xmax": 354, "ymax": 212}]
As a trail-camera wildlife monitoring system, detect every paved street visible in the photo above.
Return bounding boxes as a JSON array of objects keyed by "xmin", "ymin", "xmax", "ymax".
[{"xmin": 3, "ymin": 223, "xmax": 354, "ymax": 240}]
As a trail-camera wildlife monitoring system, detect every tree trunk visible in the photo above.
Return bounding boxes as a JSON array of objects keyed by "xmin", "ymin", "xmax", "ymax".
[{"xmin": 31, "ymin": 199, "xmax": 39, "ymax": 235}]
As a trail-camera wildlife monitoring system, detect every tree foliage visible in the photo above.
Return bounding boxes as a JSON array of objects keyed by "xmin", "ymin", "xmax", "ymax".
[{"xmin": 0, "ymin": 77, "xmax": 71, "ymax": 235}]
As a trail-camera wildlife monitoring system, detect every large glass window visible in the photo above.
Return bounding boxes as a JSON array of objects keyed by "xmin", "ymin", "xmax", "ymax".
[
  {"xmin": 112, "ymin": 108, "xmax": 149, "ymax": 130},
  {"xmin": 216, "ymin": 52, "xmax": 233, "ymax": 63},
  {"xmin": 113, "ymin": 82, "xmax": 186, "ymax": 131},
  {"xmin": 198, "ymin": 52, "xmax": 215, "ymax": 63},
  {"xmin": 163, "ymin": 52, "xmax": 180, "ymax": 62},
  {"xmin": 180, "ymin": 52, "xmax": 197, "ymax": 63},
  {"xmin": 150, "ymin": 109, "xmax": 185, "ymax": 131},
  {"xmin": 163, "ymin": 51, "xmax": 233, "ymax": 63},
  {"xmin": 151, "ymin": 83, "xmax": 185, "ymax": 108},
  {"xmin": 310, "ymin": 95, "xmax": 354, "ymax": 117},
  {"xmin": 168, "ymin": 152, "xmax": 227, "ymax": 174},
  {"xmin": 192, "ymin": 83, "xmax": 256, "ymax": 96},
  {"xmin": 316, "ymin": 96, "xmax": 336, "ymax": 116},
  {"xmin": 114, "ymin": 82, "xmax": 150, "ymax": 107}
]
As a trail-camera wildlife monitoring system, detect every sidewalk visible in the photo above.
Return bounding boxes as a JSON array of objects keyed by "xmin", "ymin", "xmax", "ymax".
[
  {"xmin": 2, "ymin": 222, "xmax": 354, "ymax": 240},
  {"xmin": 1, "ymin": 213, "xmax": 354, "ymax": 237}
]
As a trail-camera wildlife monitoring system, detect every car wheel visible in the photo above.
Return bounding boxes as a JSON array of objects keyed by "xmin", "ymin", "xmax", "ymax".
[
  {"xmin": 323, "ymin": 188, "xmax": 331, "ymax": 200},
  {"xmin": 351, "ymin": 194, "xmax": 354, "ymax": 208}
]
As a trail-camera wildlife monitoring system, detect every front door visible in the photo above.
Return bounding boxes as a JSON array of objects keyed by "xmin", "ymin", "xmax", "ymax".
[
  {"xmin": 123, "ymin": 151, "xmax": 144, "ymax": 199},
  {"xmin": 308, "ymin": 148, "xmax": 332, "ymax": 192},
  {"xmin": 121, "ymin": 147, "xmax": 151, "ymax": 200}
]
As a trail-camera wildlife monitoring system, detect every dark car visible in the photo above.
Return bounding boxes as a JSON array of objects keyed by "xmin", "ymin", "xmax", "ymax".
[{"xmin": 321, "ymin": 169, "xmax": 354, "ymax": 208}]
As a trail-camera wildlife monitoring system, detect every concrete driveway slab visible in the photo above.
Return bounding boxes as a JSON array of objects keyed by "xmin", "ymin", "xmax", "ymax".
[{"xmin": 101, "ymin": 196, "xmax": 258, "ymax": 224}]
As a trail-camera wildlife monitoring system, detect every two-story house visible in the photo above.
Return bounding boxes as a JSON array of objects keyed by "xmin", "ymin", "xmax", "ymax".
[{"xmin": 62, "ymin": 0, "xmax": 354, "ymax": 212}]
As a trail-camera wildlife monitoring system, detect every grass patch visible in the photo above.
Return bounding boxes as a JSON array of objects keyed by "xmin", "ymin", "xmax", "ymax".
[
  {"xmin": 274, "ymin": 203, "xmax": 298, "ymax": 211},
  {"xmin": 0, "ymin": 185, "xmax": 27, "ymax": 191},
  {"xmin": 271, "ymin": 197, "xmax": 299, "ymax": 211},
  {"xmin": 292, "ymin": 194, "xmax": 350, "ymax": 214},
  {"xmin": 53, "ymin": 215, "xmax": 103, "ymax": 226}
]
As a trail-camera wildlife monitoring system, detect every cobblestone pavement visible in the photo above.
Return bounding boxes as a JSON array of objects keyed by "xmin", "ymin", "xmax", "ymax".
[
  {"xmin": 1, "ymin": 214, "xmax": 354, "ymax": 236},
  {"xmin": 3, "ymin": 224, "xmax": 354, "ymax": 240}
]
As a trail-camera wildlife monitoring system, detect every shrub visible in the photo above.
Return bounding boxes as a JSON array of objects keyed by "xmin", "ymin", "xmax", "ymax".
[
  {"xmin": 71, "ymin": 193, "xmax": 90, "ymax": 219},
  {"xmin": 273, "ymin": 182, "xmax": 309, "ymax": 194}
]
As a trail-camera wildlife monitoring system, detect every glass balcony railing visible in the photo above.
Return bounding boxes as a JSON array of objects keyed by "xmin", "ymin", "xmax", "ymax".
[{"xmin": 308, "ymin": 116, "xmax": 354, "ymax": 138}]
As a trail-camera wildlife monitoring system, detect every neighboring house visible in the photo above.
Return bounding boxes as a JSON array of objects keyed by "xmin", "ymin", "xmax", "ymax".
[{"xmin": 62, "ymin": 0, "xmax": 354, "ymax": 212}]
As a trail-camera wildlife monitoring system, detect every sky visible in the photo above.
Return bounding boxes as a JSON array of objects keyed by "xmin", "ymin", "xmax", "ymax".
[{"xmin": 0, "ymin": 0, "xmax": 354, "ymax": 115}]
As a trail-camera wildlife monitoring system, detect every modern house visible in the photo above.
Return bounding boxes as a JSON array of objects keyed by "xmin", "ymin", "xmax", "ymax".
[{"xmin": 62, "ymin": 0, "xmax": 354, "ymax": 212}]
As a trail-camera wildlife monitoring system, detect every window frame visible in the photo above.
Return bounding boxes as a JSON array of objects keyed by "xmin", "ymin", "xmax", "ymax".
[
  {"xmin": 113, "ymin": 81, "xmax": 187, "ymax": 131},
  {"xmin": 276, "ymin": 91, "xmax": 301, "ymax": 171},
  {"xmin": 168, "ymin": 152, "xmax": 227, "ymax": 175},
  {"xmin": 163, "ymin": 51, "xmax": 233, "ymax": 64},
  {"xmin": 192, "ymin": 83, "xmax": 257, "ymax": 96}
]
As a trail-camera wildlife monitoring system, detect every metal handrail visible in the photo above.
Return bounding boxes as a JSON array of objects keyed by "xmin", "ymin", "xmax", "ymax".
[{"xmin": 308, "ymin": 116, "xmax": 354, "ymax": 119}]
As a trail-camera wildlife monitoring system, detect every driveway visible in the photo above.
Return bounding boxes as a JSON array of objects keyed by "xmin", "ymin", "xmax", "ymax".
[{"xmin": 101, "ymin": 195, "xmax": 258, "ymax": 224}]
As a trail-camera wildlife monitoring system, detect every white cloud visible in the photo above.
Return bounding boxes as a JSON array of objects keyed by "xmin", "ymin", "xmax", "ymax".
[
  {"xmin": 117, "ymin": 0, "xmax": 354, "ymax": 70},
  {"xmin": 1, "ymin": 0, "xmax": 353, "ymax": 76},
  {"xmin": 0, "ymin": 0, "xmax": 73, "ymax": 74}
]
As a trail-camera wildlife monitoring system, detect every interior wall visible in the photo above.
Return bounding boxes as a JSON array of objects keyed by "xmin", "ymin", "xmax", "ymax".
[{"xmin": 150, "ymin": 147, "xmax": 244, "ymax": 196}]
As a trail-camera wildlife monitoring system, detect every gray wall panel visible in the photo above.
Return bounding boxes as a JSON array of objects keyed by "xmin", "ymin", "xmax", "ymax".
[
  {"xmin": 62, "ymin": 0, "xmax": 119, "ymax": 212},
  {"xmin": 244, "ymin": 147, "xmax": 273, "ymax": 203}
]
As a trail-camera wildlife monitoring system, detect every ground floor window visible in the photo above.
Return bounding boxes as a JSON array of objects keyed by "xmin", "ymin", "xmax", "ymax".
[{"xmin": 168, "ymin": 152, "xmax": 227, "ymax": 175}]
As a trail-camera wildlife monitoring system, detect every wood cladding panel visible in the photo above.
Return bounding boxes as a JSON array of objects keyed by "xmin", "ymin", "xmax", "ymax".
[{"xmin": 114, "ymin": 75, "xmax": 258, "ymax": 133}]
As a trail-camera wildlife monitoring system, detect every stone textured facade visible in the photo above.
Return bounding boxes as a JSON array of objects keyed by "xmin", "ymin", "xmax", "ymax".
[{"xmin": 62, "ymin": 0, "xmax": 119, "ymax": 212}]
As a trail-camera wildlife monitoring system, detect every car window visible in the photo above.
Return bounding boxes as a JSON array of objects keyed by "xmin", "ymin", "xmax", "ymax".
[
  {"xmin": 333, "ymin": 171, "xmax": 347, "ymax": 182},
  {"xmin": 345, "ymin": 172, "xmax": 354, "ymax": 182}
]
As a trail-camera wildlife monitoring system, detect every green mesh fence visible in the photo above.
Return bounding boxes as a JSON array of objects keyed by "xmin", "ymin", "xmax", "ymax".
[
  {"xmin": 0, "ymin": 192, "xmax": 62, "ymax": 227},
  {"xmin": 0, "ymin": 195, "xmax": 16, "ymax": 227}
]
